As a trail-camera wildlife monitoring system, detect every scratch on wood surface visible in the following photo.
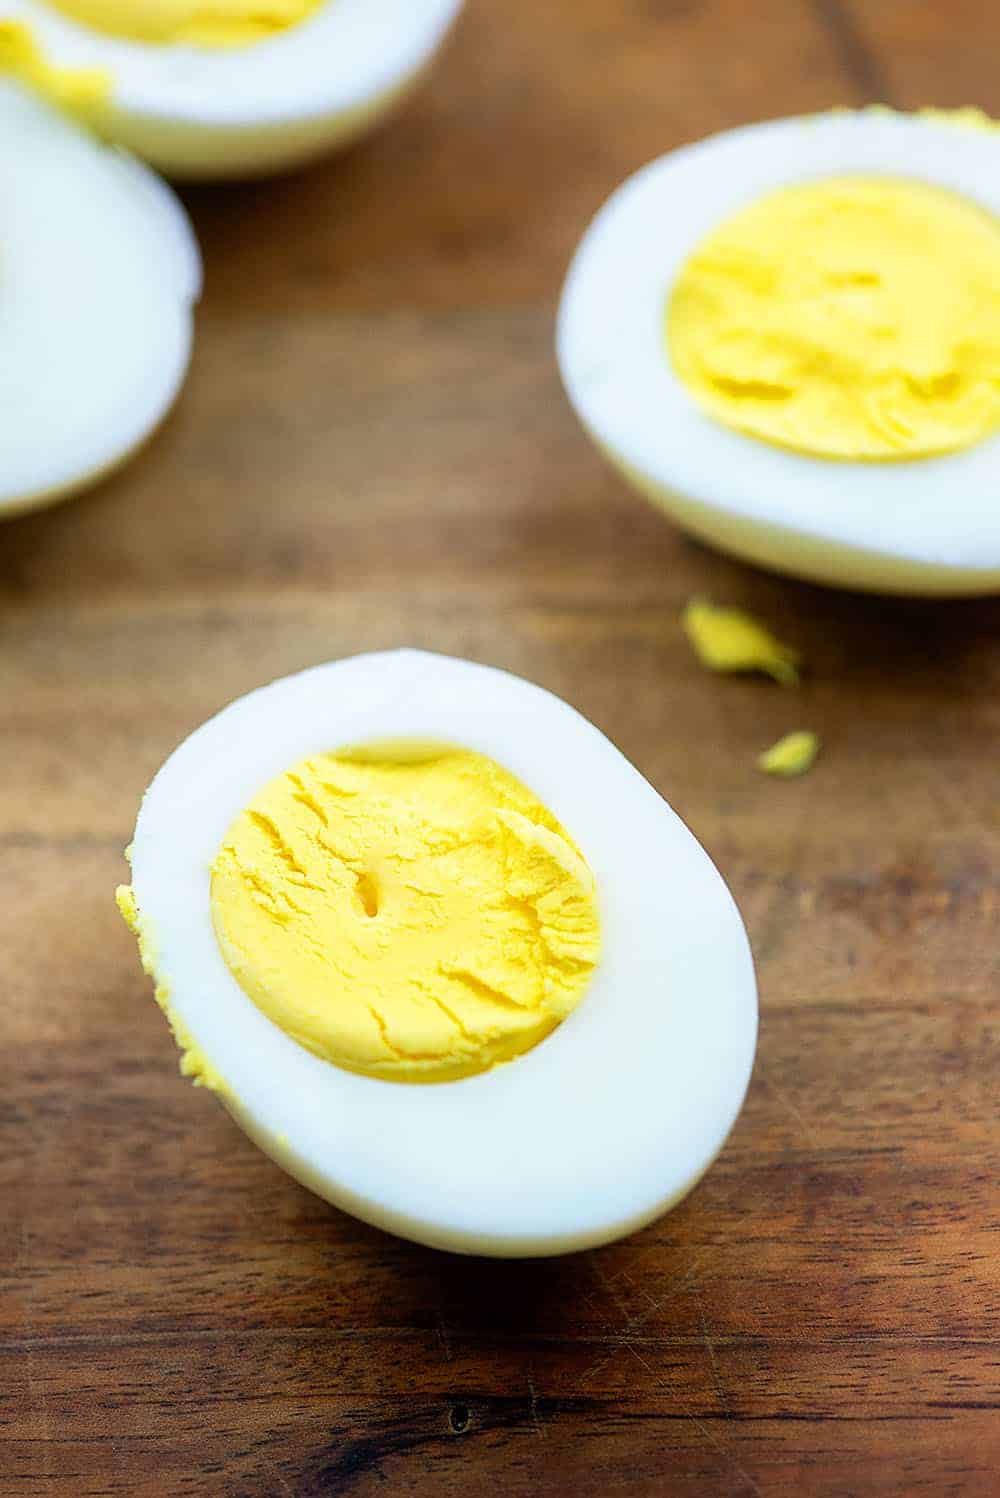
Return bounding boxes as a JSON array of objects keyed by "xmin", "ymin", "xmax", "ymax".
[
  {"xmin": 628, "ymin": 1345, "xmax": 762, "ymax": 1498},
  {"xmin": 435, "ymin": 1307, "xmax": 453, "ymax": 1363},
  {"xmin": 574, "ymin": 1157, "xmax": 773, "ymax": 1393},
  {"xmin": 756, "ymin": 1055, "xmax": 821, "ymax": 1152},
  {"xmin": 695, "ymin": 1286, "xmax": 729, "ymax": 1417},
  {"xmin": 748, "ymin": 796, "xmax": 815, "ymax": 971},
  {"xmin": 528, "ymin": 1376, "xmax": 545, "ymax": 1439},
  {"xmin": 19, "ymin": 1219, "xmax": 54, "ymax": 1459},
  {"xmin": 575, "ymin": 1254, "xmax": 713, "ymax": 1389},
  {"xmin": 593, "ymin": 1256, "xmax": 712, "ymax": 1330},
  {"xmin": 604, "ymin": 1241, "xmax": 662, "ymax": 1288},
  {"xmin": 750, "ymin": 873, "xmax": 800, "ymax": 969},
  {"xmin": 575, "ymin": 1272, "xmax": 646, "ymax": 1386},
  {"xmin": 589, "ymin": 1256, "xmax": 635, "ymax": 1327},
  {"xmin": 625, "ymin": 1269, "xmax": 678, "ymax": 1326}
]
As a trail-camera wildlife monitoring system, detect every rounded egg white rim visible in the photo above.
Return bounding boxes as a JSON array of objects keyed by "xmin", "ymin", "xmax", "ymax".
[
  {"xmin": 557, "ymin": 111, "xmax": 1000, "ymax": 572},
  {"xmin": 0, "ymin": 85, "xmax": 200, "ymax": 513},
  {"xmin": 8, "ymin": 0, "xmax": 465, "ymax": 124},
  {"xmin": 130, "ymin": 650, "xmax": 758, "ymax": 1254}
]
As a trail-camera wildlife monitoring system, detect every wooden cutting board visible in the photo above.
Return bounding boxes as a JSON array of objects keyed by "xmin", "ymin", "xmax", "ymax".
[{"xmin": 5, "ymin": 2, "xmax": 999, "ymax": 1492}]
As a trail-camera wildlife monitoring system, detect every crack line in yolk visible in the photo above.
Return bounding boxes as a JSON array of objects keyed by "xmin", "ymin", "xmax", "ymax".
[
  {"xmin": 209, "ymin": 747, "xmax": 602, "ymax": 1083},
  {"xmin": 42, "ymin": 0, "xmax": 322, "ymax": 47},
  {"xmin": 667, "ymin": 174, "xmax": 1000, "ymax": 460}
]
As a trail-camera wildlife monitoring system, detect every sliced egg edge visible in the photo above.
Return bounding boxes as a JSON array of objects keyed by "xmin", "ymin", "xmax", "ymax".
[
  {"xmin": 127, "ymin": 649, "xmax": 758, "ymax": 1256},
  {"xmin": 7, "ymin": 0, "xmax": 466, "ymax": 176},
  {"xmin": 557, "ymin": 110, "xmax": 1000, "ymax": 595}
]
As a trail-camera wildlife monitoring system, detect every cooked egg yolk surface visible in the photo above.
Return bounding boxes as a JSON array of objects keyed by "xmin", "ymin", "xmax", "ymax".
[
  {"xmin": 43, "ymin": 0, "xmax": 321, "ymax": 47},
  {"xmin": 757, "ymin": 730, "xmax": 819, "ymax": 777},
  {"xmin": 682, "ymin": 599, "xmax": 800, "ymax": 686},
  {"xmin": 209, "ymin": 748, "xmax": 602, "ymax": 1083},
  {"xmin": 668, "ymin": 175, "xmax": 1000, "ymax": 460}
]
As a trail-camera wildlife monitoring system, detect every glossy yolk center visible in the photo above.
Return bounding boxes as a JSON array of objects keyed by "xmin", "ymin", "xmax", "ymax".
[
  {"xmin": 43, "ymin": 0, "xmax": 321, "ymax": 47},
  {"xmin": 667, "ymin": 175, "xmax": 1000, "ymax": 460},
  {"xmin": 209, "ymin": 747, "xmax": 602, "ymax": 1083}
]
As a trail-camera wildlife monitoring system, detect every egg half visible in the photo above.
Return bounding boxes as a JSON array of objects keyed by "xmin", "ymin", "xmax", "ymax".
[
  {"xmin": 0, "ymin": 80, "xmax": 199, "ymax": 518},
  {"xmin": 2, "ymin": 0, "xmax": 464, "ymax": 176},
  {"xmin": 557, "ymin": 110, "xmax": 1000, "ymax": 596},
  {"xmin": 118, "ymin": 650, "xmax": 757, "ymax": 1257}
]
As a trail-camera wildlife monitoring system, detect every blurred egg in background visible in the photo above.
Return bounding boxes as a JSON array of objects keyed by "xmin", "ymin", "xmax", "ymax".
[
  {"xmin": 0, "ymin": 77, "xmax": 199, "ymax": 517},
  {"xmin": 0, "ymin": 0, "xmax": 465, "ymax": 176}
]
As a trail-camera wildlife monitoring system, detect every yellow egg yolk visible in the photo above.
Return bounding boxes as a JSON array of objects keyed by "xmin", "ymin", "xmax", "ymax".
[
  {"xmin": 668, "ymin": 175, "xmax": 1000, "ymax": 460},
  {"xmin": 209, "ymin": 747, "xmax": 602, "ymax": 1084},
  {"xmin": 43, "ymin": 0, "xmax": 321, "ymax": 47},
  {"xmin": 757, "ymin": 730, "xmax": 820, "ymax": 777},
  {"xmin": 682, "ymin": 598, "xmax": 801, "ymax": 686},
  {"xmin": 0, "ymin": 20, "xmax": 108, "ymax": 119}
]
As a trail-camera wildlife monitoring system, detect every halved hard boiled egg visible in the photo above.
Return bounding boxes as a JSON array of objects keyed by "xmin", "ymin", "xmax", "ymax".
[
  {"xmin": 1, "ymin": 80, "xmax": 199, "ymax": 518},
  {"xmin": 117, "ymin": 650, "xmax": 757, "ymax": 1257},
  {"xmin": 2, "ymin": 0, "xmax": 465, "ymax": 177},
  {"xmin": 558, "ymin": 110, "xmax": 1000, "ymax": 596}
]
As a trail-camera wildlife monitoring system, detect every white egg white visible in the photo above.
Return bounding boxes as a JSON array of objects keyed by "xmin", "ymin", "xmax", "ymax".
[
  {"xmin": 127, "ymin": 649, "xmax": 757, "ymax": 1257},
  {"xmin": 0, "ymin": 82, "xmax": 199, "ymax": 518},
  {"xmin": 7, "ymin": 0, "xmax": 464, "ymax": 177},
  {"xmin": 558, "ymin": 111, "xmax": 1000, "ymax": 596}
]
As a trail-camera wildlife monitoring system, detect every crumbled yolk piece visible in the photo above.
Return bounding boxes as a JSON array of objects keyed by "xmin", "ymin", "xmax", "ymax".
[
  {"xmin": 0, "ymin": 21, "xmax": 109, "ymax": 121},
  {"xmin": 208, "ymin": 747, "xmax": 602, "ymax": 1084},
  {"xmin": 682, "ymin": 598, "xmax": 800, "ymax": 685},
  {"xmin": 757, "ymin": 730, "xmax": 820, "ymax": 777},
  {"xmin": 115, "ymin": 881, "xmax": 140, "ymax": 932},
  {"xmin": 43, "ymin": 0, "xmax": 321, "ymax": 47},
  {"xmin": 668, "ymin": 174, "xmax": 1000, "ymax": 460},
  {"xmin": 116, "ymin": 882, "xmax": 226, "ymax": 1092}
]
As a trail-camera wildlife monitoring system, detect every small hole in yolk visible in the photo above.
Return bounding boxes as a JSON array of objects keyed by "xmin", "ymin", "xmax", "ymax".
[{"xmin": 355, "ymin": 870, "xmax": 380, "ymax": 919}]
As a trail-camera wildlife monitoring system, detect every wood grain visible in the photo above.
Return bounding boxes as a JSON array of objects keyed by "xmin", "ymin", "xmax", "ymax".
[{"xmin": 4, "ymin": 2, "xmax": 1000, "ymax": 1493}]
